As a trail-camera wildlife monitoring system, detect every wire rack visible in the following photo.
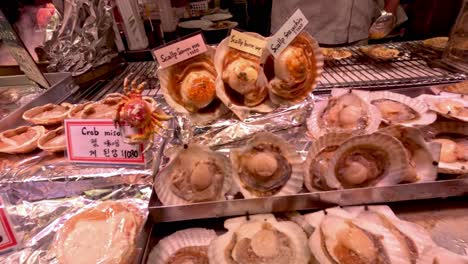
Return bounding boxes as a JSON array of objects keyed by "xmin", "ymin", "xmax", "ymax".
[{"xmin": 317, "ymin": 41, "xmax": 467, "ymax": 92}]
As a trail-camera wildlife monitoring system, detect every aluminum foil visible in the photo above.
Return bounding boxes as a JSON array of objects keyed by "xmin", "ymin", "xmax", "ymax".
[
  {"xmin": 0, "ymin": 186, "xmax": 152, "ymax": 264},
  {"xmin": 45, "ymin": 0, "xmax": 118, "ymax": 76}
]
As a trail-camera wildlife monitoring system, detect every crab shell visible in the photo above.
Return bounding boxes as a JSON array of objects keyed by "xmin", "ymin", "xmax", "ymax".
[
  {"xmin": 158, "ymin": 47, "xmax": 228, "ymax": 125},
  {"xmin": 230, "ymin": 132, "xmax": 303, "ymax": 198},
  {"xmin": 23, "ymin": 103, "xmax": 73, "ymax": 125},
  {"xmin": 214, "ymin": 32, "xmax": 276, "ymax": 120},
  {"xmin": 208, "ymin": 214, "xmax": 310, "ymax": 264},
  {"xmin": 423, "ymin": 121, "xmax": 468, "ymax": 174},
  {"xmin": 155, "ymin": 143, "xmax": 233, "ymax": 205},
  {"xmin": 80, "ymin": 97, "xmax": 120, "ymax": 119},
  {"xmin": 369, "ymin": 91, "xmax": 437, "ymax": 126},
  {"xmin": 303, "ymin": 132, "xmax": 352, "ymax": 192},
  {"xmin": 38, "ymin": 126, "xmax": 66, "ymax": 153},
  {"xmin": 68, "ymin": 102, "xmax": 92, "ymax": 119},
  {"xmin": 307, "ymin": 89, "xmax": 382, "ymax": 139},
  {"xmin": 0, "ymin": 126, "xmax": 45, "ymax": 154},
  {"xmin": 325, "ymin": 132, "xmax": 410, "ymax": 189},
  {"xmin": 420, "ymin": 94, "xmax": 468, "ymax": 123},
  {"xmin": 268, "ymin": 31, "xmax": 324, "ymax": 105},
  {"xmin": 147, "ymin": 228, "xmax": 217, "ymax": 264}
]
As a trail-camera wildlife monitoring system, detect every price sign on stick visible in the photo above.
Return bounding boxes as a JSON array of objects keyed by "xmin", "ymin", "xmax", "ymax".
[
  {"xmin": 64, "ymin": 119, "xmax": 145, "ymax": 165},
  {"xmin": 0, "ymin": 10, "xmax": 50, "ymax": 88},
  {"xmin": 0, "ymin": 197, "xmax": 18, "ymax": 253},
  {"xmin": 152, "ymin": 33, "xmax": 207, "ymax": 69},
  {"xmin": 228, "ymin": 29, "xmax": 266, "ymax": 57}
]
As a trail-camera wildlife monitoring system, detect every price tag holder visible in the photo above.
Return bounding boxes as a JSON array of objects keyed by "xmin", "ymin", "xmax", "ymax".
[
  {"xmin": 228, "ymin": 29, "xmax": 266, "ymax": 57},
  {"xmin": 152, "ymin": 33, "xmax": 207, "ymax": 69},
  {"xmin": 0, "ymin": 197, "xmax": 18, "ymax": 253},
  {"xmin": 0, "ymin": 10, "xmax": 50, "ymax": 88},
  {"xmin": 64, "ymin": 119, "xmax": 145, "ymax": 165},
  {"xmin": 267, "ymin": 9, "xmax": 309, "ymax": 58}
]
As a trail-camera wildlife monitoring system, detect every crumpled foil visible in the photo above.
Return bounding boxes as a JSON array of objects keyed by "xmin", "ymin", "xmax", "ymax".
[
  {"xmin": 0, "ymin": 187, "xmax": 151, "ymax": 264},
  {"xmin": 45, "ymin": 0, "xmax": 118, "ymax": 76}
]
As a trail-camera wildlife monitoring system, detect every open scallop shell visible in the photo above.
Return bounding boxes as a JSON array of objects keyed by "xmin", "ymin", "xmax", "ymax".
[
  {"xmin": 379, "ymin": 125, "xmax": 439, "ymax": 183},
  {"xmin": 0, "ymin": 126, "xmax": 45, "ymax": 154},
  {"xmin": 421, "ymin": 94, "xmax": 468, "ymax": 122},
  {"xmin": 23, "ymin": 103, "xmax": 73, "ymax": 125},
  {"xmin": 155, "ymin": 143, "xmax": 233, "ymax": 205},
  {"xmin": 158, "ymin": 47, "xmax": 229, "ymax": 125},
  {"xmin": 307, "ymin": 89, "xmax": 381, "ymax": 139},
  {"xmin": 214, "ymin": 32, "xmax": 276, "ymax": 120},
  {"xmin": 268, "ymin": 31, "xmax": 324, "ymax": 105},
  {"xmin": 423, "ymin": 121, "xmax": 468, "ymax": 174},
  {"xmin": 230, "ymin": 132, "xmax": 303, "ymax": 198},
  {"xmin": 38, "ymin": 126, "xmax": 66, "ymax": 153},
  {"xmin": 208, "ymin": 214, "xmax": 310, "ymax": 264},
  {"xmin": 325, "ymin": 132, "xmax": 410, "ymax": 189},
  {"xmin": 80, "ymin": 97, "xmax": 120, "ymax": 119},
  {"xmin": 147, "ymin": 228, "xmax": 217, "ymax": 264},
  {"xmin": 360, "ymin": 46, "xmax": 400, "ymax": 60},
  {"xmin": 303, "ymin": 132, "xmax": 352, "ymax": 192},
  {"xmin": 369, "ymin": 90, "xmax": 437, "ymax": 126}
]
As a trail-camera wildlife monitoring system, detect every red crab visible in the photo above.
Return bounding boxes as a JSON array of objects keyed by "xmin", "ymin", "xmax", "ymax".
[{"xmin": 114, "ymin": 75, "xmax": 171, "ymax": 152}]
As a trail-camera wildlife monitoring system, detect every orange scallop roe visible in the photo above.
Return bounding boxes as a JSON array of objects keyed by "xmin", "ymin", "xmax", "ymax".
[{"xmin": 187, "ymin": 77, "xmax": 216, "ymax": 105}]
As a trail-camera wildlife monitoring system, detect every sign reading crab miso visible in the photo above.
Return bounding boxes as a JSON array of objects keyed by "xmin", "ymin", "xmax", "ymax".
[
  {"xmin": 0, "ymin": 196, "xmax": 18, "ymax": 253},
  {"xmin": 228, "ymin": 29, "xmax": 266, "ymax": 57},
  {"xmin": 152, "ymin": 33, "xmax": 208, "ymax": 68},
  {"xmin": 267, "ymin": 9, "xmax": 309, "ymax": 57},
  {"xmin": 64, "ymin": 119, "xmax": 145, "ymax": 165}
]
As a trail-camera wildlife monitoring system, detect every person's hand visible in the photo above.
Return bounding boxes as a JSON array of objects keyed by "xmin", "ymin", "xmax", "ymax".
[{"xmin": 369, "ymin": 11, "xmax": 396, "ymax": 39}]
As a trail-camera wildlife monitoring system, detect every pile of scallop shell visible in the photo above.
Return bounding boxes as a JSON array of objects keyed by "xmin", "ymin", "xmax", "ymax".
[
  {"xmin": 158, "ymin": 31, "xmax": 324, "ymax": 122},
  {"xmin": 146, "ymin": 205, "xmax": 468, "ymax": 264},
  {"xmin": 0, "ymin": 92, "xmax": 160, "ymax": 155}
]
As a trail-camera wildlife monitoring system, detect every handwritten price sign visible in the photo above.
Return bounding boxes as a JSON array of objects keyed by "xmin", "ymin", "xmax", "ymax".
[
  {"xmin": 267, "ymin": 9, "xmax": 309, "ymax": 57},
  {"xmin": 64, "ymin": 119, "xmax": 145, "ymax": 165},
  {"xmin": 0, "ymin": 197, "xmax": 18, "ymax": 253},
  {"xmin": 152, "ymin": 33, "xmax": 207, "ymax": 68},
  {"xmin": 228, "ymin": 30, "xmax": 266, "ymax": 57}
]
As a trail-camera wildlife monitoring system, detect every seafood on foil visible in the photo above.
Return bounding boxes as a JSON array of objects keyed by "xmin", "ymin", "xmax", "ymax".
[
  {"xmin": 0, "ymin": 126, "xmax": 45, "ymax": 154},
  {"xmin": 268, "ymin": 32, "xmax": 324, "ymax": 105},
  {"xmin": 208, "ymin": 214, "xmax": 310, "ymax": 264},
  {"xmin": 155, "ymin": 144, "xmax": 233, "ymax": 205},
  {"xmin": 23, "ymin": 103, "xmax": 73, "ymax": 125},
  {"xmin": 158, "ymin": 48, "xmax": 228, "ymax": 124},
  {"xmin": 214, "ymin": 32, "xmax": 276, "ymax": 120},
  {"xmin": 307, "ymin": 89, "xmax": 381, "ymax": 139},
  {"xmin": 147, "ymin": 228, "xmax": 217, "ymax": 264},
  {"xmin": 230, "ymin": 132, "xmax": 303, "ymax": 198}
]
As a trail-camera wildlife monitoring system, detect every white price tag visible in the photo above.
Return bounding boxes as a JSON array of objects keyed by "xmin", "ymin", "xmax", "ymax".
[
  {"xmin": 0, "ymin": 197, "xmax": 18, "ymax": 253},
  {"xmin": 64, "ymin": 119, "xmax": 145, "ymax": 165},
  {"xmin": 267, "ymin": 9, "xmax": 309, "ymax": 57},
  {"xmin": 152, "ymin": 33, "xmax": 207, "ymax": 69}
]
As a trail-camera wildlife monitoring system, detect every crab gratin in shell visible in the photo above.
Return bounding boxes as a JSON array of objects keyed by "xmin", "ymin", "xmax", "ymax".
[
  {"xmin": 80, "ymin": 97, "xmax": 121, "ymax": 119},
  {"xmin": 268, "ymin": 31, "xmax": 324, "ymax": 105},
  {"xmin": 230, "ymin": 132, "xmax": 303, "ymax": 198},
  {"xmin": 307, "ymin": 89, "xmax": 381, "ymax": 139},
  {"xmin": 155, "ymin": 143, "xmax": 233, "ymax": 205},
  {"xmin": 0, "ymin": 125, "xmax": 45, "ymax": 154},
  {"xmin": 208, "ymin": 214, "xmax": 310, "ymax": 264},
  {"xmin": 37, "ymin": 126, "xmax": 66, "ymax": 153},
  {"xmin": 23, "ymin": 103, "xmax": 73, "ymax": 125}
]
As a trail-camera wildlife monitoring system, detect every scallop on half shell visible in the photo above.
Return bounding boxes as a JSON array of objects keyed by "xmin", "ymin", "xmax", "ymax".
[
  {"xmin": 268, "ymin": 32, "xmax": 324, "ymax": 105},
  {"xmin": 303, "ymin": 132, "xmax": 352, "ymax": 192},
  {"xmin": 23, "ymin": 103, "xmax": 73, "ymax": 125},
  {"xmin": 158, "ymin": 47, "xmax": 228, "ymax": 124},
  {"xmin": 423, "ymin": 121, "xmax": 468, "ymax": 174},
  {"xmin": 155, "ymin": 143, "xmax": 233, "ymax": 205},
  {"xmin": 307, "ymin": 89, "xmax": 381, "ymax": 139},
  {"xmin": 422, "ymin": 95, "xmax": 468, "ymax": 123},
  {"xmin": 370, "ymin": 90, "xmax": 437, "ymax": 126},
  {"xmin": 325, "ymin": 132, "xmax": 409, "ymax": 189},
  {"xmin": 208, "ymin": 214, "xmax": 310, "ymax": 264},
  {"xmin": 147, "ymin": 228, "xmax": 217, "ymax": 264},
  {"xmin": 230, "ymin": 132, "xmax": 303, "ymax": 198},
  {"xmin": 0, "ymin": 126, "xmax": 45, "ymax": 154},
  {"xmin": 214, "ymin": 32, "xmax": 276, "ymax": 120}
]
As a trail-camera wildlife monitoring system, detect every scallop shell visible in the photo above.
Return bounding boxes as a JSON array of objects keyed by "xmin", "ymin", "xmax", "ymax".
[
  {"xmin": 379, "ymin": 125, "xmax": 439, "ymax": 183},
  {"xmin": 230, "ymin": 132, "xmax": 303, "ymax": 198},
  {"xmin": 158, "ymin": 47, "xmax": 229, "ymax": 125},
  {"xmin": 325, "ymin": 132, "xmax": 410, "ymax": 189},
  {"xmin": 321, "ymin": 48, "xmax": 352, "ymax": 61},
  {"xmin": 155, "ymin": 144, "xmax": 233, "ymax": 205},
  {"xmin": 303, "ymin": 132, "xmax": 352, "ymax": 192},
  {"xmin": 23, "ymin": 103, "xmax": 73, "ymax": 125},
  {"xmin": 268, "ymin": 31, "xmax": 324, "ymax": 105},
  {"xmin": 208, "ymin": 214, "xmax": 310, "ymax": 264},
  {"xmin": 422, "ymin": 37, "xmax": 448, "ymax": 51},
  {"xmin": 214, "ymin": 32, "xmax": 276, "ymax": 120},
  {"xmin": 38, "ymin": 126, "xmax": 66, "ymax": 153},
  {"xmin": 360, "ymin": 46, "xmax": 400, "ymax": 60},
  {"xmin": 0, "ymin": 126, "xmax": 45, "ymax": 154},
  {"xmin": 421, "ymin": 94, "xmax": 468, "ymax": 122},
  {"xmin": 147, "ymin": 228, "xmax": 217, "ymax": 264},
  {"xmin": 423, "ymin": 121, "xmax": 468, "ymax": 174},
  {"xmin": 307, "ymin": 89, "xmax": 382, "ymax": 139},
  {"xmin": 369, "ymin": 90, "xmax": 437, "ymax": 126}
]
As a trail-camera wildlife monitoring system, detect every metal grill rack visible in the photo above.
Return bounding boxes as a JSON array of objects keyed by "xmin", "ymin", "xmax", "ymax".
[{"xmin": 317, "ymin": 41, "xmax": 467, "ymax": 91}]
